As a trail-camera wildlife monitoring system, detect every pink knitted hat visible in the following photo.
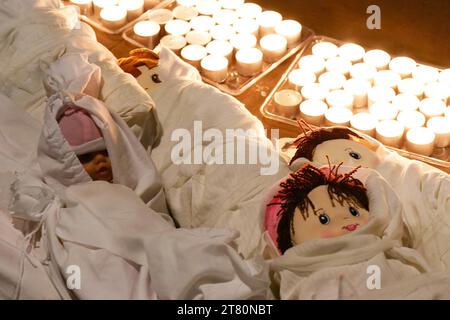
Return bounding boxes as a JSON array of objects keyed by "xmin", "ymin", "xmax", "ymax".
[{"xmin": 58, "ymin": 106, "xmax": 105, "ymax": 156}]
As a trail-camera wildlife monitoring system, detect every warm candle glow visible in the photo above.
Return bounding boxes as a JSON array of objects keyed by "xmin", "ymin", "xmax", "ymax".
[
  {"xmin": 93, "ymin": 0, "xmax": 117, "ymax": 16},
  {"xmin": 424, "ymin": 82, "xmax": 450, "ymax": 102},
  {"xmin": 364, "ymin": 49, "xmax": 391, "ymax": 70},
  {"xmin": 419, "ymin": 98, "xmax": 446, "ymax": 118},
  {"xmin": 301, "ymin": 83, "xmax": 329, "ymax": 101},
  {"xmin": 389, "ymin": 56, "xmax": 417, "ymax": 78},
  {"xmin": 235, "ymin": 47, "xmax": 263, "ymax": 77},
  {"xmin": 100, "ymin": 5, "xmax": 127, "ymax": 29},
  {"xmin": 133, "ymin": 20, "xmax": 160, "ymax": 48},
  {"xmin": 181, "ymin": 44, "xmax": 207, "ymax": 69},
  {"xmin": 312, "ymin": 42, "xmax": 338, "ymax": 60},
  {"xmin": 318, "ymin": 72, "xmax": 346, "ymax": 91},
  {"xmin": 233, "ymin": 18, "xmax": 259, "ymax": 37},
  {"xmin": 236, "ymin": 2, "xmax": 262, "ymax": 19},
  {"xmin": 288, "ymin": 69, "xmax": 317, "ymax": 89},
  {"xmin": 369, "ymin": 102, "xmax": 399, "ymax": 120},
  {"xmin": 190, "ymin": 15, "xmax": 215, "ymax": 32},
  {"xmin": 274, "ymin": 89, "xmax": 302, "ymax": 118},
  {"xmin": 325, "ymin": 56, "xmax": 352, "ymax": 76},
  {"xmin": 326, "ymin": 90, "xmax": 355, "ymax": 109},
  {"xmin": 260, "ymin": 34, "xmax": 288, "ymax": 63},
  {"xmin": 368, "ymin": 86, "xmax": 396, "ymax": 106},
  {"xmin": 397, "ymin": 78, "xmax": 425, "ymax": 99},
  {"xmin": 338, "ymin": 43, "xmax": 365, "ymax": 63},
  {"xmin": 298, "ymin": 55, "xmax": 326, "ymax": 76},
  {"xmin": 173, "ymin": 5, "xmax": 199, "ymax": 21},
  {"xmin": 373, "ymin": 70, "xmax": 401, "ymax": 89},
  {"xmin": 177, "ymin": 0, "xmax": 199, "ymax": 6},
  {"xmin": 324, "ymin": 107, "xmax": 353, "ymax": 126},
  {"xmin": 392, "ymin": 94, "xmax": 421, "ymax": 112},
  {"xmin": 165, "ymin": 19, "xmax": 191, "ymax": 36},
  {"xmin": 213, "ymin": 9, "xmax": 238, "ymax": 25},
  {"xmin": 375, "ymin": 119, "xmax": 405, "ymax": 148},
  {"xmin": 147, "ymin": 9, "xmax": 174, "ymax": 25},
  {"xmin": 185, "ymin": 30, "xmax": 211, "ymax": 46},
  {"xmin": 397, "ymin": 110, "xmax": 426, "ymax": 130},
  {"xmin": 275, "ymin": 20, "xmax": 302, "ymax": 47},
  {"xmin": 201, "ymin": 54, "xmax": 229, "ymax": 83},
  {"xmin": 119, "ymin": 0, "xmax": 144, "ymax": 21},
  {"xmin": 206, "ymin": 40, "xmax": 233, "ymax": 61},
  {"xmin": 439, "ymin": 69, "xmax": 450, "ymax": 86},
  {"xmin": 427, "ymin": 116, "xmax": 450, "ymax": 147},
  {"xmin": 257, "ymin": 10, "xmax": 282, "ymax": 36},
  {"xmin": 343, "ymin": 78, "xmax": 371, "ymax": 109},
  {"xmin": 196, "ymin": 0, "xmax": 221, "ymax": 16},
  {"xmin": 219, "ymin": 0, "xmax": 244, "ymax": 10},
  {"xmin": 230, "ymin": 33, "xmax": 257, "ymax": 50},
  {"xmin": 350, "ymin": 63, "xmax": 377, "ymax": 82},
  {"xmin": 210, "ymin": 24, "xmax": 235, "ymax": 41},
  {"xmin": 159, "ymin": 34, "xmax": 187, "ymax": 54},
  {"xmin": 350, "ymin": 112, "xmax": 377, "ymax": 137},
  {"xmin": 413, "ymin": 65, "xmax": 440, "ymax": 84},
  {"xmin": 299, "ymin": 100, "xmax": 328, "ymax": 126},
  {"xmin": 70, "ymin": 0, "xmax": 92, "ymax": 15},
  {"xmin": 405, "ymin": 127, "xmax": 436, "ymax": 156}
]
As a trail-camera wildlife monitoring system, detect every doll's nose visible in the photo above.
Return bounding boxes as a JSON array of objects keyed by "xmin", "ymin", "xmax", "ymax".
[{"xmin": 94, "ymin": 153, "xmax": 107, "ymax": 164}]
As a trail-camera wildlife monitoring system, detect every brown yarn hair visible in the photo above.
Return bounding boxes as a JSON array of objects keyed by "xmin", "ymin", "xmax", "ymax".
[
  {"xmin": 117, "ymin": 48, "xmax": 159, "ymax": 78},
  {"xmin": 269, "ymin": 163, "xmax": 369, "ymax": 254}
]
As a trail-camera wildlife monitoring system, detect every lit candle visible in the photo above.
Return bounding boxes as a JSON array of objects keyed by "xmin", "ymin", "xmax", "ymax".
[
  {"xmin": 424, "ymin": 82, "xmax": 450, "ymax": 103},
  {"xmin": 325, "ymin": 56, "xmax": 352, "ymax": 77},
  {"xmin": 373, "ymin": 70, "xmax": 401, "ymax": 90},
  {"xmin": 100, "ymin": 5, "xmax": 127, "ymax": 29},
  {"xmin": 312, "ymin": 41, "xmax": 338, "ymax": 60},
  {"xmin": 230, "ymin": 33, "xmax": 257, "ymax": 51},
  {"xmin": 338, "ymin": 43, "xmax": 365, "ymax": 63},
  {"xmin": 389, "ymin": 56, "xmax": 417, "ymax": 79},
  {"xmin": 397, "ymin": 78, "xmax": 424, "ymax": 99},
  {"xmin": 173, "ymin": 5, "xmax": 199, "ymax": 21},
  {"xmin": 233, "ymin": 18, "xmax": 259, "ymax": 37},
  {"xmin": 288, "ymin": 69, "xmax": 316, "ymax": 90},
  {"xmin": 165, "ymin": 19, "xmax": 191, "ymax": 36},
  {"xmin": 405, "ymin": 127, "xmax": 436, "ymax": 156},
  {"xmin": 439, "ymin": 69, "xmax": 450, "ymax": 86},
  {"xmin": 301, "ymin": 83, "xmax": 329, "ymax": 101},
  {"xmin": 275, "ymin": 20, "xmax": 302, "ymax": 47},
  {"xmin": 350, "ymin": 63, "xmax": 377, "ymax": 83},
  {"xmin": 119, "ymin": 0, "xmax": 144, "ymax": 21},
  {"xmin": 196, "ymin": 0, "xmax": 221, "ymax": 16},
  {"xmin": 93, "ymin": 0, "xmax": 117, "ymax": 16},
  {"xmin": 201, "ymin": 54, "xmax": 229, "ymax": 83},
  {"xmin": 273, "ymin": 89, "xmax": 302, "ymax": 119},
  {"xmin": 369, "ymin": 102, "xmax": 398, "ymax": 120},
  {"xmin": 324, "ymin": 107, "xmax": 353, "ymax": 126},
  {"xmin": 363, "ymin": 49, "xmax": 391, "ymax": 70},
  {"xmin": 159, "ymin": 34, "xmax": 187, "ymax": 55},
  {"xmin": 257, "ymin": 10, "xmax": 282, "ymax": 37},
  {"xmin": 206, "ymin": 40, "xmax": 233, "ymax": 62},
  {"xmin": 181, "ymin": 44, "xmax": 207, "ymax": 69},
  {"xmin": 176, "ymin": 0, "xmax": 198, "ymax": 7},
  {"xmin": 427, "ymin": 116, "xmax": 450, "ymax": 148},
  {"xmin": 326, "ymin": 90, "xmax": 355, "ymax": 110},
  {"xmin": 367, "ymin": 86, "xmax": 396, "ymax": 106},
  {"xmin": 343, "ymin": 78, "xmax": 371, "ymax": 109},
  {"xmin": 350, "ymin": 112, "xmax": 377, "ymax": 137},
  {"xmin": 299, "ymin": 100, "xmax": 328, "ymax": 126},
  {"xmin": 185, "ymin": 30, "xmax": 211, "ymax": 46},
  {"xmin": 298, "ymin": 55, "xmax": 326, "ymax": 76},
  {"xmin": 260, "ymin": 34, "xmax": 288, "ymax": 63},
  {"xmin": 219, "ymin": 0, "xmax": 244, "ymax": 10},
  {"xmin": 446, "ymin": 107, "xmax": 450, "ymax": 119},
  {"xmin": 419, "ymin": 98, "xmax": 446, "ymax": 118},
  {"xmin": 213, "ymin": 9, "xmax": 238, "ymax": 25},
  {"xmin": 143, "ymin": 0, "xmax": 160, "ymax": 11},
  {"xmin": 70, "ymin": 0, "xmax": 92, "ymax": 15},
  {"xmin": 397, "ymin": 110, "xmax": 426, "ymax": 131},
  {"xmin": 318, "ymin": 72, "xmax": 346, "ymax": 91},
  {"xmin": 190, "ymin": 15, "xmax": 215, "ymax": 32},
  {"xmin": 133, "ymin": 20, "xmax": 161, "ymax": 48},
  {"xmin": 392, "ymin": 94, "xmax": 421, "ymax": 112},
  {"xmin": 412, "ymin": 65, "xmax": 440, "ymax": 84},
  {"xmin": 375, "ymin": 120, "xmax": 405, "ymax": 148},
  {"xmin": 210, "ymin": 24, "xmax": 235, "ymax": 41},
  {"xmin": 147, "ymin": 8, "xmax": 174, "ymax": 31},
  {"xmin": 236, "ymin": 2, "xmax": 262, "ymax": 19},
  {"xmin": 235, "ymin": 47, "xmax": 263, "ymax": 77}
]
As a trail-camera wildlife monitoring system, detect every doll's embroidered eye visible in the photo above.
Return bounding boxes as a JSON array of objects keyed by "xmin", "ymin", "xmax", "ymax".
[
  {"xmin": 349, "ymin": 207, "xmax": 360, "ymax": 217},
  {"xmin": 318, "ymin": 213, "xmax": 330, "ymax": 225},
  {"xmin": 348, "ymin": 151, "xmax": 361, "ymax": 160},
  {"xmin": 151, "ymin": 74, "xmax": 161, "ymax": 83}
]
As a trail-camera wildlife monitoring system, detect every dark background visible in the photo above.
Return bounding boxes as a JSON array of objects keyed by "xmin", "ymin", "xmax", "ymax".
[{"xmin": 255, "ymin": 0, "xmax": 450, "ymax": 67}]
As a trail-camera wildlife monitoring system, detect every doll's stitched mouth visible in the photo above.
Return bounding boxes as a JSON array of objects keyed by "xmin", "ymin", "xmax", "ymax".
[{"xmin": 342, "ymin": 223, "xmax": 359, "ymax": 232}]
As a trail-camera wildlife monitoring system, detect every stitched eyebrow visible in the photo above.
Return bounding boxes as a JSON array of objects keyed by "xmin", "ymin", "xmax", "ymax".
[{"xmin": 313, "ymin": 207, "xmax": 324, "ymax": 216}]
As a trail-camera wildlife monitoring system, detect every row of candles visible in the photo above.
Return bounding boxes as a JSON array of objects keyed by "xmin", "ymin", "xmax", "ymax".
[
  {"xmin": 129, "ymin": 1, "xmax": 302, "ymax": 82},
  {"xmin": 272, "ymin": 41, "xmax": 450, "ymax": 156}
]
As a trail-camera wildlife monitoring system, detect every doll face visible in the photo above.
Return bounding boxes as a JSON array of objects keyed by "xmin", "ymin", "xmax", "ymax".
[
  {"xmin": 312, "ymin": 138, "xmax": 381, "ymax": 169},
  {"xmin": 291, "ymin": 185, "xmax": 370, "ymax": 244},
  {"xmin": 136, "ymin": 65, "xmax": 162, "ymax": 94},
  {"xmin": 77, "ymin": 150, "xmax": 113, "ymax": 182}
]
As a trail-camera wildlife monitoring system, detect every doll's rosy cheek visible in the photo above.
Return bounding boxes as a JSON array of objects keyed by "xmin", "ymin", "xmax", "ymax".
[{"xmin": 320, "ymin": 230, "xmax": 336, "ymax": 238}]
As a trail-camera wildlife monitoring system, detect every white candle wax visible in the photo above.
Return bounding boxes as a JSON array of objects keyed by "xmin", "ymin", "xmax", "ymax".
[
  {"xmin": 230, "ymin": 33, "xmax": 257, "ymax": 51},
  {"xmin": 424, "ymin": 82, "xmax": 450, "ymax": 103},
  {"xmin": 427, "ymin": 116, "xmax": 450, "ymax": 147},
  {"xmin": 412, "ymin": 65, "xmax": 440, "ymax": 84},
  {"xmin": 446, "ymin": 107, "xmax": 450, "ymax": 119},
  {"xmin": 298, "ymin": 55, "xmax": 326, "ymax": 76},
  {"xmin": 392, "ymin": 94, "xmax": 421, "ymax": 112},
  {"xmin": 219, "ymin": 0, "xmax": 244, "ymax": 10},
  {"xmin": 389, "ymin": 56, "xmax": 417, "ymax": 79},
  {"xmin": 70, "ymin": 0, "xmax": 92, "ymax": 15},
  {"xmin": 206, "ymin": 40, "xmax": 233, "ymax": 62},
  {"xmin": 236, "ymin": 2, "xmax": 262, "ymax": 19},
  {"xmin": 439, "ymin": 69, "xmax": 450, "ymax": 86},
  {"xmin": 190, "ymin": 15, "xmax": 215, "ymax": 32},
  {"xmin": 176, "ymin": 0, "xmax": 198, "ymax": 7},
  {"xmin": 364, "ymin": 49, "xmax": 391, "ymax": 70},
  {"xmin": 397, "ymin": 78, "xmax": 425, "ymax": 99},
  {"xmin": 324, "ymin": 107, "xmax": 353, "ymax": 126},
  {"xmin": 273, "ymin": 89, "xmax": 302, "ymax": 118},
  {"xmin": 299, "ymin": 100, "xmax": 328, "ymax": 126},
  {"xmin": 338, "ymin": 43, "xmax": 365, "ymax": 63},
  {"xmin": 369, "ymin": 102, "xmax": 398, "ymax": 121},
  {"xmin": 419, "ymin": 98, "xmax": 446, "ymax": 118},
  {"xmin": 210, "ymin": 24, "xmax": 235, "ymax": 41},
  {"xmin": 312, "ymin": 42, "xmax": 338, "ymax": 60},
  {"xmin": 318, "ymin": 72, "xmax": 347, "ymax": 91},
  {"xmin": 159, "ymin": 34, "xmax": 187, "ymax": 55},
  {"xmin": 350, "ymin": 63, "xmax": 377, "ymax": 83},
  {"xmin": 257, "ymin": 10, "xmax": 282, "ymax": 37},
  {"xmin": 376, "ymin": 120, "xmax": 405, "ymax": 148},
  {"xmin": 201, "ymin": 54, "xmax": 229, "ymax": 83},
  {"xmin": 100, "ymin": 5, "xmax": 127, "ymax": 29},
  {"xmin": 185, "ymin": 30, "xmax": 211, "ymax": 46},
  {"xmin": 235, "ymin": 47, "xmax": 263, "ymax": 77},
  {"xmin": 343, "ymin": 78, "xmax": 371, "ymax": 109},
  {"xmin": 233, "ymin": 18, "xmax": 259, "ymax": 37},
  {"xmin": 181, "ymin": 44, "xmax": 207, "ymax": 69},
  {"xmin": 325, "ymin": 56, "xmax": 352, "ymax": 77},
  {"xmin": 93, "ymin": 0, "xmax": 117, "ymax": 16},
  {"xmin": 326, "ymin": 90, "xmax": 355, "ymax": 110},
  {"xmin": 260, "ymin": 34, "xmax": 287, "ymax": 63},
  {"xmin": 301, "ymin": 83, "xmax": 329, "ymax": 101},
  {"xmin": 173, "ymin": 5, "xmax": 199, "ymax": 21},
  {"xmin": 275, "ymin": 20, "xmax": 302, "ymax": 47},
  {"xmin": 133, "ymin": 20, "xmax": 161, "ymax": 48},
  {"xmin": 367, "ymin": 86, "xmax": 396, "ymax": 106},
  {"xmin": 350, "ymin": 112, "xmax": 377, "ymax": 137},
  {"xmin": 165, "ymin": 19, "xmax": 191, "ymax": 36},
  {"xmin": 143, "ymin": 0, "xmax": 160, "ymax": 11},
  {"xmin": 147, "ymin": 9, "xmax": 174, "ymax": 28},
  {"xmin": 213, "ymin": 9, "xmax": 238, "ymax": 25},
  {"xmin": 397, "ymin": 110, "xmax": 426, "ymax": 130},
  {"xmin": 119, "ymin": 0, "xmax": 144, "ymax": 21},
  {"xmin": 288, "ymin": 69, "xmax": 316, "ymax": 90},
  {"xmin": 373, "ymin": 70, "xmax": 401, "ymax": 90},
  {"xmin": 196, "ymin": 0, "xmax": 221, "ymax": 16},
  {"xmin": 405, "ymin": 127, "xmax": 436, "ymax": 156}
]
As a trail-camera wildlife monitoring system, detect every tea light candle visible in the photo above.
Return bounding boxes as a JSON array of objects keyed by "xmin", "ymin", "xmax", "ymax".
[
  {"xmin": 260, "ymin": 34, "xmax": 288, "ymax": 63},
  {"xmin": 147, "ymin": 9, "xmax": 174, "ymax": 29},
  {"xmin": 439, "ymin": 69, "xmax": 450, "ymax": 86},
  {"xmin": 397, "ymin": 78, "xmax": 424, "ymax": 99},
  {"xmin": 326, "ymin": 90, "xmax": 355, "ymax": 110},
  {"xmin": 424, "ymin": 82, "xmax": 450, "ymax": 103},
  {"xmin": 324, "ymin": 107, "xmax": 353, "ymax": 126},
  {"xmin": 196, "ymin": 0, "xmax": 221, "ymax": 16},
  {"xmin": 299, "ymin": 100, "xmax": 328, "ymax": 126},
  {"xmin": 325, "ymin": 56, "xmax": 352, "ymax": 77},
  {"xmin": 165, "ymin": 19, "xmax": 191, "ymax": 36},
  {"xmin": 392, "ymin": 94, "xmax": 421, "ymax": 112},
  {"xmin": 213, "ymin": 9, "xmax": 238, "ymax": 25},
  {"xmin": 237, "ymin": 2, "xmax": 262, "ymax": 19},
  {"xmin": 275, "ymin": 20, "xmax": 302, "ymax": 47},
  {"xmin": 210, "ymin": 24, "xmax": 235, "ymax": 41},
  {"xmin": 144, "ymin": 0, "xmax": 160, "ymax": 10},
  {"xmin": 100, "ymin": 5, "xmax": 127, "ymax": 29},
  {"xmin": 185, "ymin": 30, "xmax": 211, "ymax": 46},
  {"xmin": 412, "ymin": 65, "xmax": 440, "ymax": 84},
  {"xmin": 343, "ymin": 78, "xmax": 371, "ymax": 109},
  {"xmin": 160, "ymin": 34, "xmax": 187, "ymax": 55},
  {"xmin": 350, "ymin": 63, "xmax": 377, "ymax": 83},
  {"xmin": 173, "ymin": 5, "xmax": 199, "ymax": 21},
  {"xmin": 397, "ymin": 110, "xmax": 426, "ymax": 131},
  {"xmin": 235, "ymin": 47, "xmax": 263, "ymax": 77},
  {"xmin": 298, "ymin": 55, "xmax": 326, "ymax": 76},
  {"xmin": 177, "ymin": 0, "xmax": 198, "ymax": 6},
  {"xmin": 288, "ymin": 69, "xmax": 316, "ymax": 90},
  {"xmin": 427, "ymin": 117, "xmax": 450, "ymax": 147},
  {"xmin": 201, "ymin": 54, "xmax": 229, "ymax": 83},
  {"xmin": 301, "ymin": 83, "xmax": 329, "ymax": 101},
  {"xmin": 368, "ymin": 86, "xmax": 396, "ymax": 106},
  {"xmin": 273, "ymin": 89, "xmax": 302, "ymax": 118},
  {"xmin": 369, "ymin": 102, "xmax": 398, "ymax": 121},
  {"xmin": 312, "ymin": 42, "xmax": 338, "ymax": 60},
  {"xmin": 70, "ymin": 0, "xmax": 92, "ymax": 15},
  {"xmin": 350, "ymin": 112, "xmax": 377, "ymax": 137},
  {"xmin": 190, "ymin": 15, "xmax": 215, "ymax": 32},
  {"xmin": 230, "ymin": 33, "xmax": 257, "ymax": 50},
  {"xmin": 133, "ymin": 20, "xmax": 161, "ymax": 48},
  {"xmin": 93, "ymin": 0, "xmax": 116, "ymax": 16},
  {"xmin": 419, "ymin": 98, "xmax": 446, "ymax": 118},
  {"xmin": 338, "ymin": 43, "xmax": 365, "ymax": 63},
  {"xmin": 405, "ymin": 127, "xmax": 436, "ymax": 156},
  {"xmin": 376, "ymin": 120, "xmax": 405, "ymax": 148},
  {"xmin": 446, "ymin": 107, "xmax": 450, "ymax": 119},
  {"xmin": 373, "ymin": 70, "xmax": 401, "ymax": 90},
  {"xmin": 257, "ymin": 10, "xmax": 282, "ymax": 37},
  {"xmin": 363, "ymin": 49, "xmax": 391, "ymax": 70},
  {"xmin": 181, "ymin": 44, "xmax": 207, "ymax": 69},
  {"xmin": 219, "ymin": 0, "xmax": 244, "ymax": 10},
  {"xmin": 389, "ymin": 57, "xmax": 417, "ymax": 78},
  {"xmin": 119, "ymin": 0, "xmax": 144, "ymax": 21},
  {"xmin": 233, "ymin": 18, "xmax": 259, "ymax": 37},
  {"xmin": 318, "ymin": 72, "xmax": 347, "ymax": 91},
  {"xmin": 206, "ymin": 40, "xmax": 233, "ymax": 62}
]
